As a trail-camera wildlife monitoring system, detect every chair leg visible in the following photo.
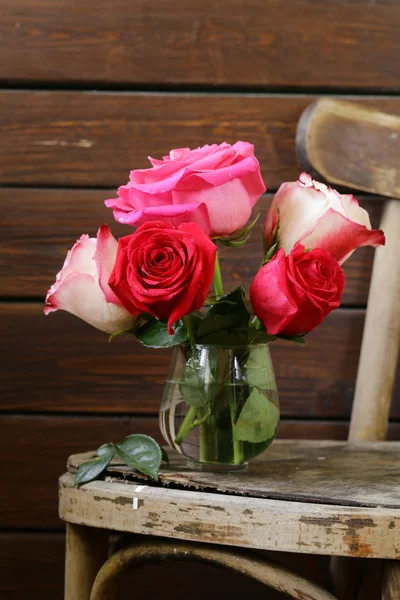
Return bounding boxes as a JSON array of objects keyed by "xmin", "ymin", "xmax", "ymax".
[
  {"xmin": 65, "ymin": 523, "xmax": 109, "ymax": 600},
  {"xmin": 382, "ymin": 560, "xmax": 400, "ymax": 600}
]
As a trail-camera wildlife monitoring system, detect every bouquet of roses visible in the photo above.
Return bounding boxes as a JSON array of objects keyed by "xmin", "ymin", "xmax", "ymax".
[{"xmin": 45, "ymin": 142, "xmax": 384, "ymax": 482}]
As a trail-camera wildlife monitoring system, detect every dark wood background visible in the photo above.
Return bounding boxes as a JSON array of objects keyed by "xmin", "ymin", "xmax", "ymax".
[{"xmin": 1, "ymin": 0, "xmax": 400, "ymax": 597}]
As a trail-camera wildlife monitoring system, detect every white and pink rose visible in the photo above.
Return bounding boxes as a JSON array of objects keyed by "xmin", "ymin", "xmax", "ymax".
[
  {"xmin": 264, "ymin": 173, "xmax": 385, "ymax": 264},
  {"xmin": 44, "ymin": 225, "xmax": 138, "ymax": 334}
]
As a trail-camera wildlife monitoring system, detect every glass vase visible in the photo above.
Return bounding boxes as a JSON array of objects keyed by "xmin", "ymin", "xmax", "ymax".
[{"xmin": 159, "ymin": 343, "xmax": 279, "ymax": 472}]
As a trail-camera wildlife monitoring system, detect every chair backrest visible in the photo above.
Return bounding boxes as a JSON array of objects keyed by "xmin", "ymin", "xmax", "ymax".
[{"xmin": 349, "ymin": 199, "xmax": 400, "ymax": 441}]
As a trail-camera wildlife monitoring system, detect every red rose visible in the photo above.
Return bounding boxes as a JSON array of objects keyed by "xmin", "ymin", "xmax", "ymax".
[
  {"xmin": 109, "ymin": 221, "xmax": 217, "ymax": 333},
  {"xmin": 250, "ymin": 245, "xmax": 345, "ymax": 336}
]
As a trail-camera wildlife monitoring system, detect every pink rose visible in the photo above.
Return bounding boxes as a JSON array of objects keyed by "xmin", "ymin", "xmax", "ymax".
[
  {"xmin": 264, "ymin": 173, "xmax": 385, "ymax": 264},
  {"xmin": 44, "ymin": 225, "xmax": 138, "ymax": 333},
  {"xmin": 105, "ymin": 141, "xmax": 266, "ymax": 238},
  {"xmin": 250, "ymin": 245, "xmax": 345, "ymax": 336}
]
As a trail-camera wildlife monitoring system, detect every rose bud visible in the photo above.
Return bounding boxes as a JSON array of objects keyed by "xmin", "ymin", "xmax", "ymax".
[
  {"xmin": 105, "ymin": 142, "xmax": 266, "ymax": 238},
  {"xmin": 109, "ymin": 221, "xmax": 217, "ymax": 333},
  {"xmin": 44, "ymin": 225, "xmax": 138, "ymax": 333},
  {"xmin": 264, "ymin": 173, "xmax": 385, "ymax": 264},
  {"xmin": 250, "ymin": 245, "xmax": 345, "ymax": 337}
]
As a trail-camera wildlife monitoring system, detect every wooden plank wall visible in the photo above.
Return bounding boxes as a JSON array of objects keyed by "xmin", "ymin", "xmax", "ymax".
[{"xmin": 1, "ymin": 0, "xmax": 400, "ymax": 597}]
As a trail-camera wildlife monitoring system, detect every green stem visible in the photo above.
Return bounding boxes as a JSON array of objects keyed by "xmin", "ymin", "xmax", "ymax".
[
  {"xmin": 174, "ymin": 406, "xmax": 198, "ymax": 446},
  {"xmin": 199, "ymin": 420, "xmax": 210, "ymax": 462},
  {"xmin": 213, "ymin": 253, "xmax": 224, "ymax": 299},
  {"xmin": 250, "ymin": 316, "xmax": 263, "ymax": 330},
  {"xmin": 181, "ymin": 315, "xmax": 196, "ymax": 346},
  {"xmin": 229, "ymin": 398, "xmax": 244, "ymax": 464}
]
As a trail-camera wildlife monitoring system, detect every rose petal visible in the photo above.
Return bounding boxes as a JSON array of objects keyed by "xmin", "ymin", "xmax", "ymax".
[
  {"xmin": 173, "ymin": 179, "xmax": 256, "ymax": 238},
  {"xmin": 110, "ymin": 202, "xmax": 212, "ymax": 234},
  {"xmin": 250, "ymin": 249, "xmax": 298, "ymax": 335},
  {"xmin": 94, "ymin": 225, "xmax": 121, "ymax": 305},
  {"xmin": 299, "ymin": 208, "xmax": 385, "ymax": 264},
  {"xmin": 45, "ymin": 272, "xmax": 134, "ymax": 334}
]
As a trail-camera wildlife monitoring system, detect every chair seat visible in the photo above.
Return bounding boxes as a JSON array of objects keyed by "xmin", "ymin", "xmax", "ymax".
[{"xmin": 60, "ymin": 440, "xmax": 400, "ymax": 560}]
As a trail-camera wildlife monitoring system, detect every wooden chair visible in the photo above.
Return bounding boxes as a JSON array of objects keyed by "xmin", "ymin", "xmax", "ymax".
[{"xmin": 59, "ymin": 200, "xmax": 400, "ymax": 600}]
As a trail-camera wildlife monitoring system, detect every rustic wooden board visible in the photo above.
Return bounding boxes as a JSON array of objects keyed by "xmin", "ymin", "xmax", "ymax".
[
  {"xmin": 1, "ymin": 0, "xmax": 400, "ymax": 89},
  {"xmin": 1, "ymin": 93, "xmax": 400, "ymax": 187},
  {"xmin": 59, "ymin": 470, "xmax": 400, "ymax": 559},
  {"xmin": 0, "ymin": 187, "xmax": 381, "ymax": 305},
  {"xmin": 4, "ymin": 414, "xmax": 398, "ymax": 529},
  {"xmin": 0, "ymin": 415, "xmax": 161, "ymax": 528},
  {"xmin": 4, "ymin": 304, "xmax": 400, "ymax": 417},
  {"xmin": 69, "ymin": 441, "xmax": 400, "ymax": 509},
  {"xmin": 0, "ymin": 533, "xmax": 65, "ymax": 599}
]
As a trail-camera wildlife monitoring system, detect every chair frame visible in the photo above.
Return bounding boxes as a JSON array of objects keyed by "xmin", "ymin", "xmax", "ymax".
[{"xmin": 60, "ymin": 199, "xmax": 400, "ymax": 599}]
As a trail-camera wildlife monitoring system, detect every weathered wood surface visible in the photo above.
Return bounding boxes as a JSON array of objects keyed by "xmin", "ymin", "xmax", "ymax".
[
  {"xmin": 3, "ymin": 304, "xmax": 399, "ymax": 417},
  {"xmin": 59, "ymin": 470, "xmax": 400, "ymax": 559},
  {"xmin": 68, "ymin": 441, "xmax": 400, "ymax": 509},
  {"xmin": 0, "ymin": 187, "xmax": 381, "ymax": 304},
  {"xmin": 3, "ymin": 415, "xmax": 380, "ymax": 529},
  {"xmin": 90, "ymin": 539, "xmax": 338, "ymax": 600},
  {"xmin": 2, "ymin": 93, "xmax": 400, "ymax": 188},
  {"xmin": 0, "ymin": 414, "xmax": 161, "ymax": 528},
  {"xmin": 1, "ymin": 0, "xmax": 400, "ymax": 90},
  {"xmin": 297, "ymin": 98, "xmax": 400, "ymax": 198}
]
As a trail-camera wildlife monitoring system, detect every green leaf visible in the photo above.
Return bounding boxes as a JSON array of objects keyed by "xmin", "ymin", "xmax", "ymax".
[
  {"xmin": 248, "ymin": 329, "xmax": 277, "ymax": 345},
  {"xmin": 116, "ymin": 434, "xmax": 162, "ymax": 480},
  {"xmin": 233, "ymin": 389, "xmax": 280, "ymax": 443},
  {"xmin": 208, "ymin": 286, "xmax": 248, "ymax": 319},
  {"xmin": 217, "ymin": 213, "xmax": 261, "ymax": 245},
  {"xmin": 204, "ymin": 296, "xmax": 236, "ymax": 307},
  {"xmin": 96, "ymin": 442, "xmax": 114, "ymax": 457},
  {"xmin": 262, "ymin": 242, "xmax": 278, "ymax": 266},
  {"xmin": 161, "ymin": 447, "xmax": 169, "ymax": 463},
  {"xmin": 199, "ymin": 286, "xmax": 251, "ymax": 343},
  {"xmin": 245, "ymin": 347, "xmax": 276, "ymax": 389},
  {"xmin": 135, "ymin": 319, "xmax": 188, "ymax": 348},
  {"xmin": 75, "ymin": 443, "xmax": 115, "ymax": 486},
  {"xmin": 198, "ymin": 329, "xmax": 249, "ymax": 346},
  {"xmin": 271, "ymin": 206, "xmax": 281, "ymax": 247},
  {"xmin": 109, "ymin": 324, "xmax": 138, "ymax": 341},
  {"xmin": 218, "ymin": 234, "xmax": 251, "ymax": 248},
  {"xmin": 278, "ymin": 334, "xmax": 306, "ymax": 346},
  {"xmin": 197, "ymin": 314, "xmax": 237, "ymax": 339},
  {"xmin": 179, "ymin": 359, "xmax": 208, "ymax": 408}
]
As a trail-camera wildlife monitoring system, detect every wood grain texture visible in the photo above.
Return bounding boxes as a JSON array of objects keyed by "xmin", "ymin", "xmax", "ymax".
[
  {"xmin": 3, "ymin": 304, "xmax": 400, "ymax": 417},
  {"xmin": 297, "ymin": 98, "xmax": 400, "ymax": 198},
  {"xmin": 350, "ymin": 200, "xmax": 400, "ymax": 441},
  {"xmin": 0, "ymin": 414, "xmax": 161, "ymax": 528},
  {"xmin": 0, "ymin": 187, "xmax": 382, "ymax": 305},
  {"xmin": 69, "ymin": 440, "xmax": 400, "ymax": 509},
  {"xmin": 59, "ymin": 470, "xmax": 400, "ymax": 559},
  {"xmin": 4, "ymin": 414, "xmax": 399, "ymax": 529},
  {"xmin": 0, "ymin": 533, "xmax": 65, "ymax": 599},
  {"xmin": 1, "ymin": 0, "xmax": 400, "ymax": 89},
  {"xmin": 2, "ymin": 92, "xmax": 400, "ymax": 187},
  {"xmin": 65, "ymin": 524, "xmax": 108, "ymax": 600}
]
